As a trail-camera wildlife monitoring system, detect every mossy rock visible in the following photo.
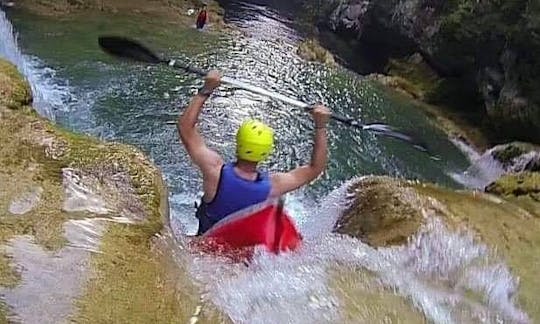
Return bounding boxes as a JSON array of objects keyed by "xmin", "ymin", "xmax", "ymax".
[
  {"xmin": 337, "ymin": 175, "xmax": 540, "ymax": 321},
  {"xmin": 486, "ymin": 172, "xmax": 540, "ymax": 201},
  {"xmin": 335, "ymin": 176, "xmax": 441, "ymax": 246},
  {"xmin": 297, "ymin": 38, "xmax": 336, "ymax": 66},
  {"xmin": 0, "ymin": 59, "xmax": 223, "ymax": 322},
  {"xmin": 490, "ymin": 142, "xmax": 540, "ymax": 167},
  {"xmin": 368, "ymin": 74, "xmax": 424, "ymax": 100},
  {"xmin": 385, "ymin": 54, "xmax": 441, "ymax": 101},
  {"xmin": 0, "ymin": 60, "xmax": 32, "ymax": 109}
]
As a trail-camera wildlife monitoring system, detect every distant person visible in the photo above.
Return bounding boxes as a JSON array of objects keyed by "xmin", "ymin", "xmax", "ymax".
[{"xmin": 196, "ymin": 5, "xmax": 208, "ymax": 30}]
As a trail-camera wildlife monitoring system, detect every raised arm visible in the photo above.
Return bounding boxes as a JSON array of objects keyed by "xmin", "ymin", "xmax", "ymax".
[
  {"xmin": 178, "ymin": 71, "xmax": 224, "ymax": 197},
  {"xmin": 270, "ymin": 105, "xmax": 331, "ymax": 197}
]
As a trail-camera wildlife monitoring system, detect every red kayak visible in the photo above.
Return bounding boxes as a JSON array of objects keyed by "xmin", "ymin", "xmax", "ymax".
[{"xmin": 191, "ymin": 199, "xmax": 302, "ymax": 261}]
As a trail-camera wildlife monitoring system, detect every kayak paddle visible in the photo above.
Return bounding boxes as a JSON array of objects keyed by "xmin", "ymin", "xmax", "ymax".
[{"xmin": 98, "ymin": 36, "xmax": 430, "ymax": 153}]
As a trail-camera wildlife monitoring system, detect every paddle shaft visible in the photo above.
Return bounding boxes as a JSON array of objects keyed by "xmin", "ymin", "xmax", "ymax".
[
  {"xmin": 97, "ymin": 36, "xmax": 429, "ymax": 152},
  {"xmin": 168, "ymin": 59, "xmax": 432, "ymax": 151},
  {"xmin": 166, "ymin": 59, "xmax": 357, "ymax": 126}
]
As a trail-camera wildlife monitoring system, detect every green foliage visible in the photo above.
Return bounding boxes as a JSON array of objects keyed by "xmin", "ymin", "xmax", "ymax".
[{"xmin": 439, "ymin": 1, "xmax": 540, "ymax": 78}]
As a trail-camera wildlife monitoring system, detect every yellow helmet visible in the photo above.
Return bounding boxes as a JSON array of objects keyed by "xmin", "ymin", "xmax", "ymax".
[{"xmin": 236, "ymin": 120, "xmax": 274, "ymax": 162}]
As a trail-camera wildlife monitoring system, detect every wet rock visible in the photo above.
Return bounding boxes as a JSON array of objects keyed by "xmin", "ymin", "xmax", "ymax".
[
  {"xmin": 452, "ymin": 142, "xmax": 540, "ymax": 190},
  {"xmin": 0, "ymin": 60, "xmax": 32, "ymax": 109},
  {"xmin": 8, "ymin": 187, "xmax": 43, "ymax": 215},
  {"xmin": 366, "ymin": 74, "xmax": 423, "ymax": 100},
  {"xmin": 0, "ymin": 59, "xmax": 210, "ymax": 322},
  {"xmin": 62, "ymin": 168, "xmax": 110, "ymax": 215},
  {"xmin": 489, "ymin": 142, "xmax": 540, "ymax": 172},
  {"xmin": 383, "ymin": 53, "xmax": 441, "ymax": 101},
  {"xmin": 62, "ymin": 166, "xmax": 148, "ymax": 221},
  {"xmin": 0, "ymin": 228, "xmax": 98, "ymax": 324},
  {"xmin": 297, "ymin": 38, "xmax": 336, "ymax": 66},
  {"xmin": 336, "ymin": 175, "xmax": 540, "ymax": 321},
  {"xmin": 486, "ymin": 172, "xmax": 540, "ymax": 201},
  {"xmin": 335, "ymin": 176, "xmax": 444, "ymax": 246}
]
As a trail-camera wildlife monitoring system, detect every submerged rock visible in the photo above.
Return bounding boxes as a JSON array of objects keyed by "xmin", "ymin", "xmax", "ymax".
[{"xmin": 337, "ymin": 175, "xmax": 540, "ymax": 321}]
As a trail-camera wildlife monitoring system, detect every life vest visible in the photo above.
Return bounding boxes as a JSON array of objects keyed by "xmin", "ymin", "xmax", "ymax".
[{"xmin": 196, "ymin": 163, "xmax": 271, "ymax": 234}]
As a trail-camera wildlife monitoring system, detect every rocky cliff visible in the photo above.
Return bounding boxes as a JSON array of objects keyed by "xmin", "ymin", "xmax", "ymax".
[{"xmin": 311, "ymin": 0, "xmax": 540, "ymax": 144}]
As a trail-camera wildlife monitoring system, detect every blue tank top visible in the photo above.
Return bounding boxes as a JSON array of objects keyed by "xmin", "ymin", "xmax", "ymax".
[{"xmin": 206, "ymin": 163, "xmax": 271, "ymax": 224}]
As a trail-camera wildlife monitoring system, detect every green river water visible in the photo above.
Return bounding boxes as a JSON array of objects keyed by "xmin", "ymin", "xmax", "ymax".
[{"xmin": 6, "ymin": 6, "xmax": 469, "ymax": 231}]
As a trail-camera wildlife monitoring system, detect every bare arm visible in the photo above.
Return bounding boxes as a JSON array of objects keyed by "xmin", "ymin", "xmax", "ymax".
[
  {"xmin": 270, "ymin": 105, "xmax": 331, "ymax": 196},
  {"xmin": 178, "ymin": 71, "xmax": 223, "ymax": 199}
]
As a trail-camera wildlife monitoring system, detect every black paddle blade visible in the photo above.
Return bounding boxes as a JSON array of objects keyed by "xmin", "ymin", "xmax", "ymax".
[
  {"xmin": 362, "ymin": 123, "xmax": 429, "ymax": 153},
  {"xmin": 98, "ymin": 36, "xmax": 163, "ymax": 64}
]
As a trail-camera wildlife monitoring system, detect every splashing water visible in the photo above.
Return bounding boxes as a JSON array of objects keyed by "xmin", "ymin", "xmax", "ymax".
[
  {"xmin": 0, "ymin": 9, "xmax": 73, "ymax": 120},
  {"xmin": 3, "ymin": 3, "xmax": 529, "ymax": 323},
  {"xmin": 183, "ymin": 179, "xmax": 529, "ymax": 324},
  {"xmin": 449, "ymin": 138, "xmax": 506, "ymax": 189}
]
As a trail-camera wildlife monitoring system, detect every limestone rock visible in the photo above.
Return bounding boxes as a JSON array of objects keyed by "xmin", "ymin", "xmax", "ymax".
[{"xmin": 8, "ymin": 187, "xmax": 43, "ymax": 215}]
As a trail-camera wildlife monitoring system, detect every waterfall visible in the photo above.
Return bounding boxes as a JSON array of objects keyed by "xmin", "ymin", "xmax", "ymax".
[{"xmin": 0, "ymin": 9, "xmax": 72, "ymax": 120}]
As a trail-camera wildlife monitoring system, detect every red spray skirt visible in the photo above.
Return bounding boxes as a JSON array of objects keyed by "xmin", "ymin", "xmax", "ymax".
[{"xmin": 191, "ymin": 199, "xmax": 302, "ymax": 261}]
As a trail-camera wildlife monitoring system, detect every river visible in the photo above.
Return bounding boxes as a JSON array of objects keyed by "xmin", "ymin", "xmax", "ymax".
[{"xmin": 2, "ymin": 2, "xmax": 526, "ymax": 323}]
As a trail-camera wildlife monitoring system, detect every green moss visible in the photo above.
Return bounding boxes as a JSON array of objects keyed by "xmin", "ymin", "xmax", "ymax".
[
  {"xmin": 0, "ymin": 304, "xmax": 8, "ymax": 324},
  {"xmin": 0, "ymin": 58, "xmax": 203, "ymax": 321},
  {"xmin": 385, "ymin": 56, "xmax": 441, "ymax": 101},
  {"xmin": 0, "ymin": 60, "xmax": 32, "ymax": 109},
  {"xmin": 490, "ymin": 142, "xmax": 540, "ymax": 165},
  {"xmin": 0, "ymin": 254, "xmax": 20, "ymax": 288},
  {"xmin": 74, "ymin": 223, "xmax": 189, "ymax": 323},
  {"xmin": 297, "ymin": 38, "xmax": 336, "ymax": 66},
  {"xmin": 485, "ymin": 172, "xmax": 540, "ymax": 200}
]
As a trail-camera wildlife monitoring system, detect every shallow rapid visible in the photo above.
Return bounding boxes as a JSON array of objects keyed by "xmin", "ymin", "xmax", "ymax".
[{"xmin": 1, "ymin": 2, "xmax": 527, "ymax": 322}]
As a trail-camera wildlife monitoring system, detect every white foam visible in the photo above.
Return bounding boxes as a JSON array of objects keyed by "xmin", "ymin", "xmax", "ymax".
[
  {"xmin": 180, "ymin": 180, "xmax": 529, "ymax": 324},
  {"xmin": 449, "ymin": 138, "xmax": 505, "ymax": 189}
]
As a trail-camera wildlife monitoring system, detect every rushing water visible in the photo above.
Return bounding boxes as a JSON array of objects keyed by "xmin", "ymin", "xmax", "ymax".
[
  {"xmin": 1, "ymin": 2, "xmax": 529, "ymax": 323},
  {"xmin": 0, "ymin": 9, "xmax": 71, "ymax": 120}
]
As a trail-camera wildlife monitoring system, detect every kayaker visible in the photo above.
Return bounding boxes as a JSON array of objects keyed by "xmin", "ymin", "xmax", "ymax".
[
  {"xmin": 178, "ymin": 70, "xmax": 330, "ymax": 235},
  {"xmin": 196, "ymin": 5, "xmax": 208, "ymax": 30}
]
